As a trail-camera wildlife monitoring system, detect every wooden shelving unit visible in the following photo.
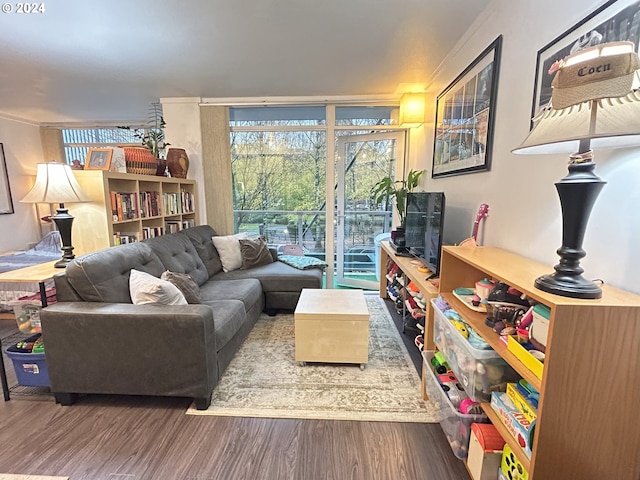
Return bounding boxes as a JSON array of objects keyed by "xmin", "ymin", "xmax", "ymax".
[
  {"xmin": 438, "ymin": 245, "xmax": 640, "ymax": 480},
  {"xmin": 70, "ymin": 171, "xmax": 197, "ymax": 256},
  {"xmin": 379, "ymin": 241, "xmax": 439, "ymax": 352}
]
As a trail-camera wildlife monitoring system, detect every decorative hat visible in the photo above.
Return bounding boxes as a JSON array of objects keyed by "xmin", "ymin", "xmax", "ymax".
[{"xmin": 551, "ymin": 41, "xmax": 640, "ymax": 109}]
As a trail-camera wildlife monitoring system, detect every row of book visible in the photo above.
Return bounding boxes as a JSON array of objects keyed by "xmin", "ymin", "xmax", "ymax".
[
  {"xmin": 111, "ymin": 190, "xmax": 195, "ymax": 222},
  {"xmin": 164, "ymin": 191, "xmax": 195, "ymax": 216},
  {"xmin": 115, "ymin": 220, "xmax": 197, "ymax": 244}
]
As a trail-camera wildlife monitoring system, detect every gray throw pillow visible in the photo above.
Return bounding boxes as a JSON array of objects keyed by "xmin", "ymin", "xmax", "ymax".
[
  {"xmin": 160, "ymin": 271, "xmax": 202, "ymax": 304},
  {"xmin": 239, "ymin": 237, "xmax": 273, "ymax": 269}
]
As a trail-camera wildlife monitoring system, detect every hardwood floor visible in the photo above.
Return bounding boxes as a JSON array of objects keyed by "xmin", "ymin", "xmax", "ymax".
[{"xmin": 0, "ymin": 319, "xmax": 470, "ymax": 480}]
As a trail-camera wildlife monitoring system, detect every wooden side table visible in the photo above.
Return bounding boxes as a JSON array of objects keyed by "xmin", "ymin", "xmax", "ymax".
[
  {"xmin": 0, "ymin": 260, "xmax": 59, "ymax": 400},
  {"xmin": 294, "ymin": 288, "xmax": 370, "ymax": 368}
]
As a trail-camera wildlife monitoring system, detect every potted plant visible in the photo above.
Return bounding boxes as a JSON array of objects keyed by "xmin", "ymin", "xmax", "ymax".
[
  {"xmin": 118, "ymin": 102, "xmax": 169, "ymax": 175},
  {"xmin": 370, "ymin": 169, "xmax": 424, "ymax": 243}
]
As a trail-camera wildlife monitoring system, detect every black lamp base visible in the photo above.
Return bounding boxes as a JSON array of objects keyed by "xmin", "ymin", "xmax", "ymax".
[
  {"xmin": 535, "ymin": 272, "xmax": 602, "ymax": 299},
  {"xmin": 52, "ymin": 204, "xmax": 76, "ymax": 269}
]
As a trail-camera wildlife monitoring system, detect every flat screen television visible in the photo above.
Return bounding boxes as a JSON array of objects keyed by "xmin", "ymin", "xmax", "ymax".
[{"xmin": 404, "ymin": 192, "xmax": 446, "ymax": 276}]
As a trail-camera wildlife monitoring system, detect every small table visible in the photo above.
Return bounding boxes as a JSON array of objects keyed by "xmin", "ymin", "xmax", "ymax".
[
  {"xmin": 0, "ymin": 260, "xmax": 59, "ymax": 400},
  {"xmin": 294, "ymin": 288, "xmax": 370, "ymax": 369}
]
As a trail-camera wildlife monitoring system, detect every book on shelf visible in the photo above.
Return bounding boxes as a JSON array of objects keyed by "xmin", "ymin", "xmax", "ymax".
[
  {"xmin": 182, "ymin": 219, "xmax": 195, "ymax": 230},
  {"xmin": 141, "ymin": 226, "xmax": 164, "ymax": 239},
  {"xmin": 140, "ymin": 191, "xmax": 161, "ymax": 218},
  {"xmin": 113, "ymin": 231, "xmax": 139, "ymax": 245},
  {"xmin": 111, "ymin": 191, "xmax": 139, "ymax": 222},
  {"xmin": 164, "ymin": 220, "xmax": 181, "ymax": 234}
]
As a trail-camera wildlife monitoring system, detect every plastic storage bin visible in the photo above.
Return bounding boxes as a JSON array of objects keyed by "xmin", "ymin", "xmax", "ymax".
[
  {"xmin": 4, "ymin": 334, "xmax": 50, "ymax": 387},
  {"xmin": 11, "ymin": 287, "xmax": 57, "ymax": 334},
  {"xmin": 422, "ymin": 350, "xmax": 488, "ymax": 460},
  {"xmin": 432, "ymin": 299, "xmax": 519, "ymax": 402}
]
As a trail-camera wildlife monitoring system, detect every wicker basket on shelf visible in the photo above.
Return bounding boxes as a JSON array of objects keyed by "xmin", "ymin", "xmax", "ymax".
[{"xmin": 120, "ymin": 146, "xmax": 158, "ymax": 175}]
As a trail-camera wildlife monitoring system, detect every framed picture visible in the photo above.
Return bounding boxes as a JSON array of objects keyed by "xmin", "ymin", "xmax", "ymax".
[
  {"xmin": 0, "ymin": 143, "xmax": 14, "ymax": 215},
  {"xmin": 432, "ymin": 35, "xmax": 502, "ymax": 178},
  {"xmin": 531, "ymin": 0, "xmax": 640, "ymax": 125},
  {"xmin": 84, "ymin": 148, "xmax": 113, "ymax": 170}
]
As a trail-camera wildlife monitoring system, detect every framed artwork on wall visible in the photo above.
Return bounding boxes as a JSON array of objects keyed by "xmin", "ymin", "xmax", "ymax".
[
  {"xmin": 531, "ymin": 0, "xmax": 640, "ymax": 125},
  {"xmin": 84, "ymin": 148, "xmax": 112, "ymax": 171},
  {"xmin": 432, "ymin": 35, "xmax": 502, "ymax": 178},
  {"xmin": 0, "ymin": 143, "xmax": 14, "ymax": 215}
]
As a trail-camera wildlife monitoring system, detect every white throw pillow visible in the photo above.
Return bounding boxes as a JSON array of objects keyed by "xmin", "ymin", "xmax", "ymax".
[
  {"xmin": 212, "ymin": 232, "xmax": 249, "ymax": 272},
  {"xmin": 129, "ymin": 269, "xmax": 188, "ymax": 305}
]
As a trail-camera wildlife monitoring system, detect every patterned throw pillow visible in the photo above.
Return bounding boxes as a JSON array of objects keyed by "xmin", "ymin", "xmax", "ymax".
[
  {"xmin": 239, "ymin": 237, "xmax": 273, "ymax": 269},
  {"xmin": 161, "ymin": 271, "xmax": 202, "ymax": 304}
]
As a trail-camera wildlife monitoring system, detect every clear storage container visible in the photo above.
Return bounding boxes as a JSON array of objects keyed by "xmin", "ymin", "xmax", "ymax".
[
  {"xmin": 422, "ymin": 350, "xmax": 488, "ymax": 460},
  {"xmin": 431, "ymin": 299, "xmax": 519, "ymax": 402}
]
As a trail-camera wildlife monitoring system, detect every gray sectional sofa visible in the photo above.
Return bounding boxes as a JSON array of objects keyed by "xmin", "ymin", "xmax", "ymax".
[{"xmin": 40, "ymin": 225, "xmax": 323, "ymax": 409}]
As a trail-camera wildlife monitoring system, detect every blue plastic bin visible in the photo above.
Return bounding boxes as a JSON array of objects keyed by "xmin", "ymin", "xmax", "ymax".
[{"xmin": 5, "ymin": 335, "xmax": 50, "ymax": 387}]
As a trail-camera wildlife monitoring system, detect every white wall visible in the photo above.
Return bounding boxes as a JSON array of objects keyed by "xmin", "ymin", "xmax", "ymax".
[
  {"xmin": 414, "ymin": 0, "xmax": 640, "ymax": 293},
  {"xmin": 161, "ymin": 97, "xmax": 207, "ymax": 226},
  {"xmin": 0, "ymin": 116, "xmax": 45, "ymax": 251}
]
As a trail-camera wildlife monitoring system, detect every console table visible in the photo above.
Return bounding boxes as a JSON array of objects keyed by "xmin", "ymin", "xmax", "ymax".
[{"xmin": 0, "ymin": 260, "xmax": 58, "ymax": 400}]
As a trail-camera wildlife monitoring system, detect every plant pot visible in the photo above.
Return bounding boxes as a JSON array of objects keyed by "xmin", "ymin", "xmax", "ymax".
[
  {"xmin": 391, "ymin": 227, "xmax": 406, "ymax": 246},
  {"xmin": 166, "ymin": 148, "xmax": 189, "ymax": 179},
  {"xmin": 155, "ymin": 158, "xmax": 167, "ymax": 176}
]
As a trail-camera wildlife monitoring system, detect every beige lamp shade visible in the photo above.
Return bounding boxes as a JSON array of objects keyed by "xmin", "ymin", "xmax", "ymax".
[
  {"xmin": 21, "ymin": 162, "xmax": 89, "ymax": 204},
  {"xmin": 399, "ymin": 92, "xmax": 426, "ymax": 127}
]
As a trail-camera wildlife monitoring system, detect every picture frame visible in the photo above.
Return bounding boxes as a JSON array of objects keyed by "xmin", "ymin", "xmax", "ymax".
[
  {"xmin": 84, "ymin": 148, "xmax": 113, "ymax": 171},
  {"xmin": 0, "ymin": 143, "xmax": 14, "ymax": 215},
  {"xmin": 432, "ymin": 35, "xmax": 502, "ymax": 178},
  {"xmin": 531, "ymin": 0, "xmax": 640, "ymax": 126}
]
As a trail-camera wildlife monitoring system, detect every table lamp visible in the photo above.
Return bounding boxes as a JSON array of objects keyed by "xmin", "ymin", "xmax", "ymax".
[
  {"xmin": 21, "ymin": 162, "xmax": 90, "ymax": 268},
  {"xmin": 512, "ymin": 41, "xmax": 640, "ymax": 299}
]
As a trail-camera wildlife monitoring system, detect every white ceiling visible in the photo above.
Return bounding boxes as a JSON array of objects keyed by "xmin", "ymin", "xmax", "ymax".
[{"xmin": 0, "ymin": 0, "xmax": 491, "ymax": 125}]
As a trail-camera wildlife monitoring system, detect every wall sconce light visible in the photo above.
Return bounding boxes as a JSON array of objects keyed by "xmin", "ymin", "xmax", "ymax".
[{"xmin": 399, "ymin": 92, "xmax": 426, "ymax": 127}]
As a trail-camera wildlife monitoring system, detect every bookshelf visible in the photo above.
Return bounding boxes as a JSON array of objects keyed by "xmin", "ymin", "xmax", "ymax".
[{"xmin": 70, "ymin": 170, "xmax": 197, "ymax": 255}]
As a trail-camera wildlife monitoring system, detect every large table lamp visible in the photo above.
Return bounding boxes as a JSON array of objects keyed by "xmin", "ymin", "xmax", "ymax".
[
  {"xmin": 21, "ymin": 162, "xmax": 89, "ymax": 268},
  {"xmin": 512, "ymin": 41, "xmax": 640, "ymax": 299}
]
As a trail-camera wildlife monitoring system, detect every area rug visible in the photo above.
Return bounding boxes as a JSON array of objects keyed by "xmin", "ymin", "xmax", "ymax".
[
  {"xmin": 0, "ymin": 475, "xmax": 68, "ymax": 480},
  {"xmin": 187, "ymin": 294, "xmax": 438, "ymax": 422}
]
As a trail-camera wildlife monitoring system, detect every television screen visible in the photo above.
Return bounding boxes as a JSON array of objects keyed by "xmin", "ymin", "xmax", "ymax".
[{"xmin": 404, "ymin": 192, "xmax": 446, "ymax": 275}]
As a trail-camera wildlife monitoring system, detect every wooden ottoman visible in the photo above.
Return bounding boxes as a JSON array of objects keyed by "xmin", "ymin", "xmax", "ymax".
[{"xmin": 294, "ymin": 288, "xmax": 370, "ymax": 369}]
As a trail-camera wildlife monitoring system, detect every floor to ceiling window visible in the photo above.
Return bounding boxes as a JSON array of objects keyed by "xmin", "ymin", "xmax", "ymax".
[{"xmin": 229, "ymin": 103, "xmax": 403, "ymax": 289}]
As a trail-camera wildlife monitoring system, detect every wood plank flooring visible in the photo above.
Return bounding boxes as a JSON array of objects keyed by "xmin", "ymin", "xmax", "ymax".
[{"xmin": 0, "ymin": 319, "xmax": 470, "ymax": 480}]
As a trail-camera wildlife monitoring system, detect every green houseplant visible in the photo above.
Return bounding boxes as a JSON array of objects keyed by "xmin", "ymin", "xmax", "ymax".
[
  {"xmin": 370, "ymin": 169, "xmax": 425, "ymax": 229},
  {"xmin": 119, "ymin": 102, "xmax": 169, "ymax": 158}
]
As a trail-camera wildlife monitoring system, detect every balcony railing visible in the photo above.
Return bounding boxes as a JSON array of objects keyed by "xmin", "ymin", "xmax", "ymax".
[{"xmin": 233, "ymin": 209, "xmax": 391, "ymax": 273}]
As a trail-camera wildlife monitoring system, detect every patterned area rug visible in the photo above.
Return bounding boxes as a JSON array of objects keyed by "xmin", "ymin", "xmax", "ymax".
[
  {"xmin": 0, "ymin": 476, "xmax": 68, "ymax": 480},
  {"xmin": 187, "ymin": 294, "xmax": 438, "ymax": 422}
]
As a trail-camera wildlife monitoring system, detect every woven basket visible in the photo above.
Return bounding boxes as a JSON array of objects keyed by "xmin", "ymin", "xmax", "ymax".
[{"xmin": 121, "ymin": 147, "xmax": 158, "ymax": 175}]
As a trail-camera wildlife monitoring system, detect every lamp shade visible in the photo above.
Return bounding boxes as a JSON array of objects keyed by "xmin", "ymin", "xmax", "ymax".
[
  {"xmin": 399, "ymin": 92, "xmax": 426, "ymax": 127},
  {"xmin": 21, "ymin": 162, "xmax": 89, "ymax": 204}
]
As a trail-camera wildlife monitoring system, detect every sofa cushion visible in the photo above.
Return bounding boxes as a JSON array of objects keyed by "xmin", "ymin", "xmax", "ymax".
[
  {"xmin": 144, "ymin": 233, "xmax": 209, "ymax": 286},
  {"xmin": 130, "ymin": 269, "xmax": 188, "ymax": 305},
  {"xmin": 211, "ymin": 260, "xmax": 323, "ymax": 293},
  {"xmin": 203, "ymin": 300, "xmax": 246, "ymax": 352},
  {"xmin": 161, "ymin": 270, "xmax": 202, "ymax": 304},
  {"xmin": 212, "ymin": 233, "xmax": 249, "ymax": 272},
  {"xmin": 65, "ymin": 242, "xmax": 165, "ymax": 303},
  {"xmin": 200, "ymin": 278, "xmax": 262, "ymax": 313},
  {"xmin": 181, "ymin": 225, "xmax": 223, "ymax": 278},
  {"xmin": 239, "ymin": 237, "xmax": 273, "ymax": 269}
]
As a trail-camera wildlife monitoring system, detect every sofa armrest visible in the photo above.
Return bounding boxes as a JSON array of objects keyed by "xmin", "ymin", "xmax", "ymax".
[{"xmin": 40, "ymin": 302, "xmax": 219, "ymax": 399}]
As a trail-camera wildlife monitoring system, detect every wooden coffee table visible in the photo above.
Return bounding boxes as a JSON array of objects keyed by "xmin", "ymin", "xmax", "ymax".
[{"xmin": 294, "ymin": 288, "xmax": 370, "ymax": 369}]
